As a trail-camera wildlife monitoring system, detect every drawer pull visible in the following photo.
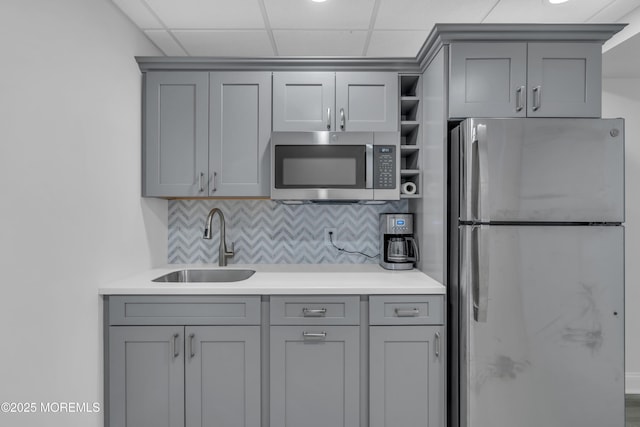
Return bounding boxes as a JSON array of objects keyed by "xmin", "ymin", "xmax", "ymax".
[
  {"xmin": 395, "ymin": 308, "xmax": 420, "ymax": 317},
  {"xmin": 302, "ymin": 308, "xmax": 327, "ymax": 317},
  {"xmin": 303, "ymin": 331, "xmax": 327, "ymax": 340}
]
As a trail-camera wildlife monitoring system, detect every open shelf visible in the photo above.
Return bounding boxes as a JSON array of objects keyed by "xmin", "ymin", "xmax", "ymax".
[{"xmin": 399, "ymin": 74, "xmax": 422, "ymax": 199}]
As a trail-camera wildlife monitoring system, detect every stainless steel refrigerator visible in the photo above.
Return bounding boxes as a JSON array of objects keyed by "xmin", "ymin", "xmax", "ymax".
[{"xmin": 448, "ymin": 118, "xmax": 625, "ymax": 427}]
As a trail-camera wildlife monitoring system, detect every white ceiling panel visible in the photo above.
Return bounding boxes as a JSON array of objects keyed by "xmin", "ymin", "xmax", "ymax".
[
  {"xmin": 111, "ymin": 0, "xmax": 162, "ymax": 29},
  {"xmin": 484, "ymin": 0, "xmax": 620, "ymax": 23},
  {"xmin": 589, "ymin": 0, "xmax": 640, "ymax": 22},
  {"xmin": 173, "ymin": 30, "xmax": 275, "ymax": 56},
  {"xmin": 274, "ymin": 30, "xmax": 368, "ymax": 56},
  {"xmin": 375, "ymin": 0, "xmax": 497, "ymax": 30},
  {"xmin": 143, "ymin": 0, "xmax": 265, "ymax": 29},
  {"xmin": 144, "ymin": 30, "xmax": 188, "ymax": 56},
  {"xmin": 366, "ymin": 30, "xmax": 430, "ymax": 57},
  {"xmin": 264, "ymin": 0, "xmax": 376, "ymax": 30}
]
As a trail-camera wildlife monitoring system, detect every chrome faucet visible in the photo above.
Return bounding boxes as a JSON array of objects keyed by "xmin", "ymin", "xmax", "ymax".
[{"xmin": 203, "ymin": 208, "xmax": 234, "ymax": 266}]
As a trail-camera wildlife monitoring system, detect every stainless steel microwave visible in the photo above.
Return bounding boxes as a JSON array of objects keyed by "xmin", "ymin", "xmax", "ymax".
[{"xmin": 271, "ymin": 131, "xmax": 400, "ymax": 201}]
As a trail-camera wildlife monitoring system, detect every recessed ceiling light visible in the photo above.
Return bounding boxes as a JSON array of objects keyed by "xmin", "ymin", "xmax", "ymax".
[
  {"xmin": 311, "ymin": 0, "xmax": 328, "ymax": 3},
  {"xmin": 548, "ymin": 0, "xmax": 569, "ymax": 4}
]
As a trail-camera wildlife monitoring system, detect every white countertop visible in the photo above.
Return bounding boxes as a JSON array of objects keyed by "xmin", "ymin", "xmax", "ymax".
[{"xmin": 98, "ymin": 264, "xmax": 445, "ymax": 295}]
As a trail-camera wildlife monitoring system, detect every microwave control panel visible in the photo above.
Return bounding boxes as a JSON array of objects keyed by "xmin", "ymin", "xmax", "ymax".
[{"xmin": 374, "ymin": 145, "xmax": 396, "ymax": 189}]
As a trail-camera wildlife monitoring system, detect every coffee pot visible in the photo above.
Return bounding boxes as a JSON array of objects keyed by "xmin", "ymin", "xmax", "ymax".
[
  {"xmin": 386, "ymin": 237, "xmax": 418, "ymax": 263},
  {"xmin": 379, "ymin": 213, "xmax": 419, "ymax": 270}
]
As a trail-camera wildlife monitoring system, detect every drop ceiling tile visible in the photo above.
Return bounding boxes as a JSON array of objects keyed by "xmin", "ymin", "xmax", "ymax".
[
  {"xmin": 173, "ymin": 30, "xmax": 275, "ymax": 56},
  {"xmin": 375, "ymin": 0, "xmax": 499, "ymax": 30},
  {"xmin": 144, "ymin": 30, "xmax": 188, "ymax": 56},
  {"xmin": 264, "ymin": 0, "xmax": 375, "ymax": 30},
  {"xmin": 143, "ymin": 0, "xmax": 265, "ymax": 29},
  {"xmin": 366, "ymin": 30, "xmax": 430, "ymax": 57},
  {"xmin": 112, "ymin": 0, "xmax": 162, "ymax": 29},
  {"xmin": 484, "ymin": 0, "xmax": 617, "ymax": 23},
  {"xmin": 274, "ymin": 30, "xmax": 367, "ymax": 56},
  {"xmin": 588, "ymin": 0, "xmax": 640, "ymax": 22}
]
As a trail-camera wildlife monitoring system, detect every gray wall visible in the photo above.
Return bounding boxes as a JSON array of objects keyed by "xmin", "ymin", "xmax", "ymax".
[{"xmin": 0, "ymin": 1, "xmax": 164, "ymax": 426}]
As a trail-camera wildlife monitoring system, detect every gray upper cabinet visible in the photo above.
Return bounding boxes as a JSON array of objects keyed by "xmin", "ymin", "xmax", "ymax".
[
  {"xmin": 449, "ymin": 42, "xmax": 602, "ymax": 118},
  {"xmin": 143, "ymin": 72, "xmax": 209, "ymax": 197},
  {"xmin": 185, "ymin": 326, "xmax": 261, "ymax": 427},
  {"xmin": 143, "ymin": 71, "xmax": 271, "ymax": 198},
  {"xmin": 272, "ymin": 72, "xmax": 335, "ymax": 131},
  {"xmin": 273, "ymin": 72, "xmax": 398, "ymax": 131},
  {"xmin": 209, "ymin": 72, "xmax": 271, "ymax": 197},
  {"xmin": 369, "ymin": 326, "xmax": 444, "ymax": 427},
  {"xmin": 449, "ymin": 43, "xmax": 527, "ymax": 118},
  {"xmin": 109, "ymin": 326, "xmax": 185, "ymax": 427},
  {"xmin": 526, "ymin": 43, "xmax": 601, "ymax": 117},
  {"xmin": 270, "ymin": 325, "xmax": 361, "ymax": 427}
]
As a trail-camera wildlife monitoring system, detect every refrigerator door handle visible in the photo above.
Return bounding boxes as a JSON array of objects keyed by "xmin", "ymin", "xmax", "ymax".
[
  {"xmin": 472, "ymin": 225, "xmax": 490, "ymax": 322},
  {"xmin": 471, "ymin": 124, "xmax": 490, "ymax": 222}
]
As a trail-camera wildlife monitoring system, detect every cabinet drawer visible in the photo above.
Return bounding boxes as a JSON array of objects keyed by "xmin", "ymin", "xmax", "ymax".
[
  {"xmin": 369, "ymin": 295, "xmax": 444, "ymax": 325},
  {"xmin": 108, "ymin": 296, "xmax": 261, "ymax": 325},
  {"xmin": 270, "ymin": 296, "xmax": 360, "ymax": 325}
]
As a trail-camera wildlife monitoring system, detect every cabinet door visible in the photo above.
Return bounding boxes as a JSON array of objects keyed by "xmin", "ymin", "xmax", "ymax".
[
  {"xmin": 143, "ymin": 72, "xmax": 209, "ymax": 197},
  {"xmin": 270, "ymin": 325, "xmax": 360, "ymax": 427},
  {"xmin": 449, "ymin": 43, "xmax": 527, "ymax": 118},
  {"xmin": 335, "ymin": 72, "xmax": 398, "ymax": 131},
  {"xmin": 527, "ymin": 43, "xmax": 601, "ymax": 117},
  {"xmin": 185, "ymin": 326, "xmax": 261, "ymax": 427},
  {"xmin": 370, "ymin": 326, "xmax": 444, "ymax": 427},
  {"xmin": 109, "ymin": 326, "xmax": 185, "ymax": 427},
  {"xmin": 209, "ymin": 72, "xmax": 271, "ymax": 197},
  {"xmin": 272, "ymin": 72, "xmax": 335, "ymax": 131}
]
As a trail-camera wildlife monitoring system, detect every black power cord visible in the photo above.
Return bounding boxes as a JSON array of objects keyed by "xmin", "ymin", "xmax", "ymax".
[{"xmin": 328, "ymin": 231, "xmax": 379, "ymax": 259}]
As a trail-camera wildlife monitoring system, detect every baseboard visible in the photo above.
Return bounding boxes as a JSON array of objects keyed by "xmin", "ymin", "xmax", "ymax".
[{"xmin": 627, "ymin": 372, "xmax": 640, "ymax": 394}]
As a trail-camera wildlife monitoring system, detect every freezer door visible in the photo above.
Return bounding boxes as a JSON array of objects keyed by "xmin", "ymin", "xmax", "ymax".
[
  {"xmin": 458, "ymin": 118, "xmax": 624, "ymax": 223},
  {"xmin": 458, "ymin": 225, "xmax": 624, "ymax": 427}
]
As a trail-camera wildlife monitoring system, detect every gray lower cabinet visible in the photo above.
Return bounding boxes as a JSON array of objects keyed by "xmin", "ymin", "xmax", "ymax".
[
  {"xmin": 272, "ymin": 72, "xmax": 398, "ymax": 132},
  {"xmin": 449, "ymin": 42, "xmax": 601, "ymax": 118},
  {"xmin": 109, "ymin": 326, "xmax": 185, "ymax": 427},
  {"xmin": 270, "ymin": 325, "xmax": 361, "ymax": 427},
  {"xmin": 109, "ymin": 325, "xmax": 260, "ymax": 427},
  {"xmin": 369, "ymin": 326, "xmax": 444, "ymax": 427},
  {"xmin": 143, "ymin": 71, "xmax": 271, "ymax": 197}
]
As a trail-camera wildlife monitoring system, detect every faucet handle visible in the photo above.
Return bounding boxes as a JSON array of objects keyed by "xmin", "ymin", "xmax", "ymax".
[{"xmin": 226, "ymin": 241, "xmax": 235, "ymax": 257}]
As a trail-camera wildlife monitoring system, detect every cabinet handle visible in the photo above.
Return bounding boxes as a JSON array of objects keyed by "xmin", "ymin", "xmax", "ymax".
[
  {"xmin": 189, "ymin": 333, "xmax": 195, "ymax": 358},
  {"xmin": 532, "ymin": 86, "xmax": 542, "ymax": 111},
  {"xmin": 302, "ymin": 307, "xmax": 327, "ymax": 317},
  {"xmin": 172, "ymin": 333, "xmax": 180, "ymax": 358},
  {"xmin": 395, "ymin": 307, "xmax": 420, "ymax": 317},
  {"xmin": 303, "ymin": 331, "xmax": 327, "ymax": 340},
  {"xmin": 515, "ymin": 86, "xmax": 525, "ymax": 112},
  {"xmin": 198, "ymin": 172, "xmax": 205, "ymax": 193},
  {"xmin": 327, "ymin": 107, "xmax": 331, "ymax": 130},
  {"xmin": 211, "ymin": 171, "xmax": 217, "ymax": 193},
  {"xmin": 435, "ymin": 332, "xmax": 441, "ymax": 358},
  {"xmin": 340, "ymin": 108, "xmax": 345, "ymax": 130}
]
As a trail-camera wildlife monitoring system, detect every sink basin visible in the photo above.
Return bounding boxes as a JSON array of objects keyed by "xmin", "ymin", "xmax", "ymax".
[{"xmin": 152, "ymin": 269, "xmax": 255, "ymax": 283}]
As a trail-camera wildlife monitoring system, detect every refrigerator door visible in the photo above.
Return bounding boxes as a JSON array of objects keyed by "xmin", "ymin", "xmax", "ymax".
[
  {"xmin": 458, "ymin": 118, "xmax": 624, "ymax": 223},
  {"xmin": 458, "ymin": 225, "xmax": 624, "ymax": 427}
]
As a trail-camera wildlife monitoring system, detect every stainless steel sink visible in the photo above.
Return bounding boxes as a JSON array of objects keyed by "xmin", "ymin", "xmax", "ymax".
[{"xmin": 152, "ymin": 269, "xmax": 255, "ymax": 283}]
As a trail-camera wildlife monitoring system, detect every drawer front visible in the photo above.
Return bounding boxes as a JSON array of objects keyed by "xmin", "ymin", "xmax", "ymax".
[
  {"xmin": 108, "ymin": 296, "xmax": 261, "ymax": 325},
  {"xmin": 270, "ymin": 296, "xmax": 360, "ymax": 325},
  {"xmin": 369, "ymin": 295, "xmax": 444, "ymax": 325}
]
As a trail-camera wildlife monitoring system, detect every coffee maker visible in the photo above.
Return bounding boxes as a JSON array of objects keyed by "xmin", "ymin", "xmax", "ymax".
[{"xmin": 379, "ymin": 213, "xmax": 419, "ymax": 270}]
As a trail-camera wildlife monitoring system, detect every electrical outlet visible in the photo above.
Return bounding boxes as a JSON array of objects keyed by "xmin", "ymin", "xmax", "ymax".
[{"xmin": 324, "ymin": 227, "xmax": 337, "ymax": 246}]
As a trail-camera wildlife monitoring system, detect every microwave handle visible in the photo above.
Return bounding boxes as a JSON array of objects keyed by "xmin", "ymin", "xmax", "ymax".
[{"xmin": 365, "ymin": 144, "xmax": 373, "ymax": 189}]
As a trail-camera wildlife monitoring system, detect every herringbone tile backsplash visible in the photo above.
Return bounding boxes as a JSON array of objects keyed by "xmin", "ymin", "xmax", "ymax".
[{"xmin": 168, "ymin": 200, "xmax": 408, "ymax": 264}]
